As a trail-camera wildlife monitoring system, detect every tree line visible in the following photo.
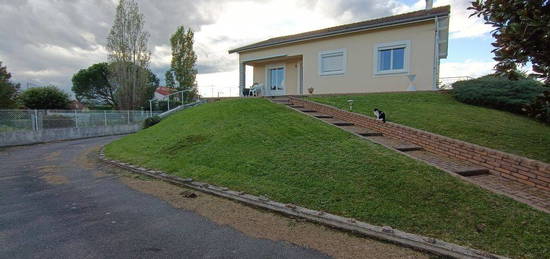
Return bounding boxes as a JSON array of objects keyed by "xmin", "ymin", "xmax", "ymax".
[{"xmin": 0, "ymin": 0, "xmax": 197, "ymax": 110}]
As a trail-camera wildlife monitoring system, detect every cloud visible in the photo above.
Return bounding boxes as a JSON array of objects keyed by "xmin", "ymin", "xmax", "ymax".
[
  {"xmin": 440, "ymin": 60, "xmax": 497, "ymax": 78},
  {"xmin": 0, "ymin": 0, "xmax": 217, "ymax": 92},
  {"xmin": 1, "ymin": 0, "xmax": 496, "ymax": 97}
]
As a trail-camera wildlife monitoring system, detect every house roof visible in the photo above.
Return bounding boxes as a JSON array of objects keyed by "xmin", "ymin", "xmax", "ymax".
[
  {"xmin": 155, "ymin": 86, "xmax": 175, "ymax": 96},
  {"xmin": 228, "ymin": 6, "xmax": 450, "ymax": 54},
  {"xmin": 68, "ymin": 100, "xmax": 87, "ymax": 110}
]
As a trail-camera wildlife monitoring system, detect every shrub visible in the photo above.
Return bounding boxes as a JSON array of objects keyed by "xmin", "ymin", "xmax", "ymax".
[
  {"xmin": 20, "ymin": 86, "xmax": 70, "ymax": 109},
  {"xmin": 523, "ymin": 90, "xmax": 550, "ymax": 124},
  {"xmin": 143, "ymin": 116, "xmax": 161, "ymax": 129},
  {"xmin": 452, "ymin": 76, "xmax": 545, "ymax": 114}
]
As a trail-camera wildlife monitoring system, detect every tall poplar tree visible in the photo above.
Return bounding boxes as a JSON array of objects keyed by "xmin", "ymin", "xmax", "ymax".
[
  {"xmin": 106, "ymin": 0, "xmax": 153, "ymax": 110},
  {"xmin": 165, "ymin": 26, "xmax": 197, "ymax": 95}
]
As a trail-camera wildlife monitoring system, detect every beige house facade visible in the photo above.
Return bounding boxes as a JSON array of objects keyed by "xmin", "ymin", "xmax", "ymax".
[{"xmin": 229, "ymin": 5, "xmax": 450, "ymax": 96}]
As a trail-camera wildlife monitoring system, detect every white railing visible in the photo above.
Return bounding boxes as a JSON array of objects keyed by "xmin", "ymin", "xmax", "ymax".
[
  {"xmin": 148, "ymin": 89, "xmax": 200, "ymax": 116},
  {"xmin": 198, "ymin": 86, "xmax": 240, "ymax": 98},
  {"xmin": 439, "ymin": 76, "xmax": 474, "ymax": 89}
]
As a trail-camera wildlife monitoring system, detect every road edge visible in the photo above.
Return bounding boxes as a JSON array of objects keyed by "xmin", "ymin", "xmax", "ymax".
[{"xmin": 99, "ymin": 147, "xmax": 507, "ymax": 259}]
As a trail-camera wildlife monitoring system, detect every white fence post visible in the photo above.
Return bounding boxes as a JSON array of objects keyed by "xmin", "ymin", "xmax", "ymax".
[
  {"xmin": 34, "ymin": 110, "xmax": 39, "ymax": 131},
  {"xmin": 104, "ymin": 111, "xmax": 107, "ymax": 126},
  {"xmin": 74, "ymin": 110, "xmax": 78, "ymax": 128},
  {"xmin": 127, "ymin": 110, "xmax": 130, "ymax": 124}
]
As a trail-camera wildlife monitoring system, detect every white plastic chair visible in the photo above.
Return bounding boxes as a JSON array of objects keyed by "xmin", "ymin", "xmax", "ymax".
[{"xmin": 250, "ymin": 84, "xmax": 263, "ymax": 96}]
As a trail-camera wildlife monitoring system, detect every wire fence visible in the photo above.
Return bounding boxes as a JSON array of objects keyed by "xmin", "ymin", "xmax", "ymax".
[
  {"xmin": 439, "ymin": 76, "xmax": 474, "ymax": 89},
  {"xmin": 0, "ymin": 109, "xmax": 160, "ymax": 133}
]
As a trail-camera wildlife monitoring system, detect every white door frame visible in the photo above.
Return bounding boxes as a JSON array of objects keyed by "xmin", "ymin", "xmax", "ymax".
[
  {"xmin": 297, "ymin": 61, "xmax": 303, "ymax": 95},
  {"xmin": 265, "ymin": 64, "xmax": 286, "ymax": 96}
]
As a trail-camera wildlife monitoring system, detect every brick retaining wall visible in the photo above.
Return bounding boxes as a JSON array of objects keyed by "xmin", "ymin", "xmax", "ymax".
[{"xmin": 289, "ymin": 97, "xmax": 550, "ymax": 191}]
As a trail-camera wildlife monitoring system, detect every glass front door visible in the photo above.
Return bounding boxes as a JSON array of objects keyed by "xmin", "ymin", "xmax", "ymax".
[{"xmin": 268, "ymin": 67, "xmax": 285, "ymax": 96}]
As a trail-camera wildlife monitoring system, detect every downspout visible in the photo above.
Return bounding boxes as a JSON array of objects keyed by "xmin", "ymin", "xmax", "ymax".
[{"xmin": 433, "ymin": 17, "xmax": 440, "ymax": 90}]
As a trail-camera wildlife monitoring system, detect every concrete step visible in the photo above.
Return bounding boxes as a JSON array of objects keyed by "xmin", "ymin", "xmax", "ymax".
[
  {"xmin": 405, "ymin": 150, "xmax": 490, "ymax": 177},
  {"xmin": 289, "ymin": 105, "xmax": 304, "ymax": 109},
  {"xmin": 358, "ymin": 131, "xmax": 384, "ymax": 137},
  {"xmin": 299, "ymin": 109, "xmax": 317, "ymax": 113},
  {"xmin": 272, "ymin": 99, "xmax": 290, "ymax": 103},
  {"xmin": 454, "ymin": 167, "xmax": 490, "ymax": 177},
  {"xmin": 322, "ymin": 118, "xmax": 354, "ymax": 126},
  {"xmin": 393, "ymin": 144, "xmax": 423, "ymax": 152},
  {"xmin": 340, "ymin": 126, "xmax": 383, "ymax": 137},
  {"xmin": 333, "ymin": 121, "xmax": 354, "ymax": 126},
  {"xmin": 313, "ymin": 114, "xmax": 333, "ymax": 119}
]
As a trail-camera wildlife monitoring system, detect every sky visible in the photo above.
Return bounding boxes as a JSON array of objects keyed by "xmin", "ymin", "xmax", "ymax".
[{"xmin": 0, "ymin": 0, "xmax": 497, "ymax": 97}]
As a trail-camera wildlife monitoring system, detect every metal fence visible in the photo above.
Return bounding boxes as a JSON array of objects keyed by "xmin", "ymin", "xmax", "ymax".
[
  {"xmin": 0, "ymin": 109, "xmax": 159, "ymax": 133},
  {"xmin": 439, "ymin": 76, "xmax": 474, "ymax": 89}
]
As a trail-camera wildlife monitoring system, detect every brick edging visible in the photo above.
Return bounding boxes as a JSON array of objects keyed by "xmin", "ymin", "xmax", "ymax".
[
  {"xmin": 290, "ymin": 97, "xmax": 550, "ymax": 191},
  {"xmin": 98, "ymin": 148, "xmax": 507, "ymax": 259}
]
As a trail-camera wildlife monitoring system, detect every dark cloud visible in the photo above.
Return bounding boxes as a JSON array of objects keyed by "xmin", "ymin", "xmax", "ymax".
[
  {"xmin": 0, "ymin": 0, "xmax": 218, "ymax": 92},
  {"xmin": 0, "ymin": 0, "xmax": 402, "ymax": 93},
  {"xmin": 299, "ymin": 0, "xmax": 401, "ymax": 22}
]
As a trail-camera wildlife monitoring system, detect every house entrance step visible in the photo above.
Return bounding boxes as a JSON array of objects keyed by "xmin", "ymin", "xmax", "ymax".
[
  {"xmin": 394, "ymin": 144, "xmax": 424, "ymax": 152},
  {"xmin": 358, "ymin": 131, "xmax": 384, "ymax": 137},
  {"xmin": 454, "ymin": 167, "xmax": 490, "ymax": 177},
  {"xmin": 331, "ymin": 121, "xmax": 355, "ymax": 126},
  {"xmin": 368, "ymin": 136, "xmax": 419, "ymax": 150},
  {"xmin": 342, "ymin": 126, "xmax": 383, "ymax": 137},
  {"xmin": 321, "ymin": 118, "xmax": 355, "ymax": 126},
  {"xmin": 274, "ymin": 101, "xmax": 291, "ymax": 104},
  {"xmin": 405, "ymin": 150, "xmax": 489, "ymax": 177},
  {"xmin": 313, "ymin": 114, "xmax": 333, "ymax": 119}
]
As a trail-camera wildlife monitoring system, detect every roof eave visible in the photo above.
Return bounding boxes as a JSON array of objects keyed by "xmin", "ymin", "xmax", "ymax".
[{"xmin": 228, "ymin": 11, "xmax": 450, "ymax": 54}]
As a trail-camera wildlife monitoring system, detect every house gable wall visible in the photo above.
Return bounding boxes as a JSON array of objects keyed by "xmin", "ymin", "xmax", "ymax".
[{"xmin": 241, "ymin": 21, "xmax": 437, "ymax": 95}]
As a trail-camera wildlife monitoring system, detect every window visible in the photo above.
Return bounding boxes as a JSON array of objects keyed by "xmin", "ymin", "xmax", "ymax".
[
  {"xmin": 319, "ymin": 49, "xmax": 346, "ymax": 76},
  {"xmin": 374, "ymin": 41, "xmax": 410, "ymax": 75}
]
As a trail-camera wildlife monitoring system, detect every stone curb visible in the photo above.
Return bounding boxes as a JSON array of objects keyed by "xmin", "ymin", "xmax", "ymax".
[{"xmin": 98, "ymin": 148, "xmax": 507, "ymax": 259}]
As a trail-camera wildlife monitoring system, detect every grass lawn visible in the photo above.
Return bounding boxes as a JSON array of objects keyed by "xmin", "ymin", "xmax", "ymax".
[
  {"xmin": 105, "ymin": 98, "xmax": 549, "ymax": 258},
  {"xmin": 308, "ymin": 92, "xmax": 550, "ymax": 163}
]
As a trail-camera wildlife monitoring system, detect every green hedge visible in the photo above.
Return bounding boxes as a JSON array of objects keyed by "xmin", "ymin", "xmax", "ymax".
[{"xmin": 452, "ymin": 76, "xmax": 545, "ymax": 114}]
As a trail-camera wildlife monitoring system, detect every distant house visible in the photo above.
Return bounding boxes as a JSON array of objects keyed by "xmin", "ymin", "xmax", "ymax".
[
  {"xmin": 153, "ymin": 86, "xmax": 175, "ymax": 100},
  {"xmin": 68, "ymin": 100, "xmax": 88, "ymax": 110},
  {"xmin": 229, "ymin": 3, "xmax": 450, "ymax": 96}
]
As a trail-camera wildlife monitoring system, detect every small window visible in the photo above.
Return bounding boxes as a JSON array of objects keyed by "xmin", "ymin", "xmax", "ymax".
[
  {"xmin": 374, "ymin": 41, "xmax": 409, "ymax": 75},
  {"xmin": 319, "ymin": 49, "xmax": 346, "ymax": 76}
]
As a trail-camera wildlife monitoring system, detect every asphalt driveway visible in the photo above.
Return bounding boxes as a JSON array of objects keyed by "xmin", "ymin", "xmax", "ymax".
[{"xmin": 0, "ymin": 136, "xmax": 329, "ymax": 258}]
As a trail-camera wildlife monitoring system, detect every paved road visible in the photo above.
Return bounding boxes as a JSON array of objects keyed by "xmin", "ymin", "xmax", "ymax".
[{"xmin": 0, "ymin": 136, "xmax": 329, "ymax": 259}]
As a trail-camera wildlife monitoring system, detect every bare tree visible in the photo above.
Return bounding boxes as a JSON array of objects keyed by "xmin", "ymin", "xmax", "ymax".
[{"xmin": 106, "ymin": 0, "xmax": 152, "ymax": 110}]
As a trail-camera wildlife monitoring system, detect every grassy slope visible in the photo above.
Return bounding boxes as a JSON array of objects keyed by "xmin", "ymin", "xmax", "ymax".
[
  {"xmin": 309, "ymin": 92, "xmax": 550, "ymax": 163},
  {"xmin": 105, "ymin": 99, "xmax": 549, "ymax": 258}
]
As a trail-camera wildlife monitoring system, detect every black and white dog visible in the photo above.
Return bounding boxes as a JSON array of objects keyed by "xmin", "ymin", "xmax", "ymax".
[{"xmin": 373, "ymin": 108, "xmax": 386, "ymax": 123}]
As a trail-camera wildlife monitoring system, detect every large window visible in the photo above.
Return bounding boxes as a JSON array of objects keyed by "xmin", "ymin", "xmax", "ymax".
[
  {"xmin": 374, "ymin": 41, "xmax": 410, "ymax": 75},
  {"xmin": 319, "ymin": 49, "xmax": 346, "ymax": 76}
]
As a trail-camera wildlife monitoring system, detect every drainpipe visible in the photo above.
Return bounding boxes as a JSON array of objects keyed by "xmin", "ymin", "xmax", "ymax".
[
  {"xmin": 433, "ymin": 17, "xmax": 440, "ymax": 90},
  {"xmin": 239, "ymin": 62, "xmax": 246, "ymax": 97}
]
